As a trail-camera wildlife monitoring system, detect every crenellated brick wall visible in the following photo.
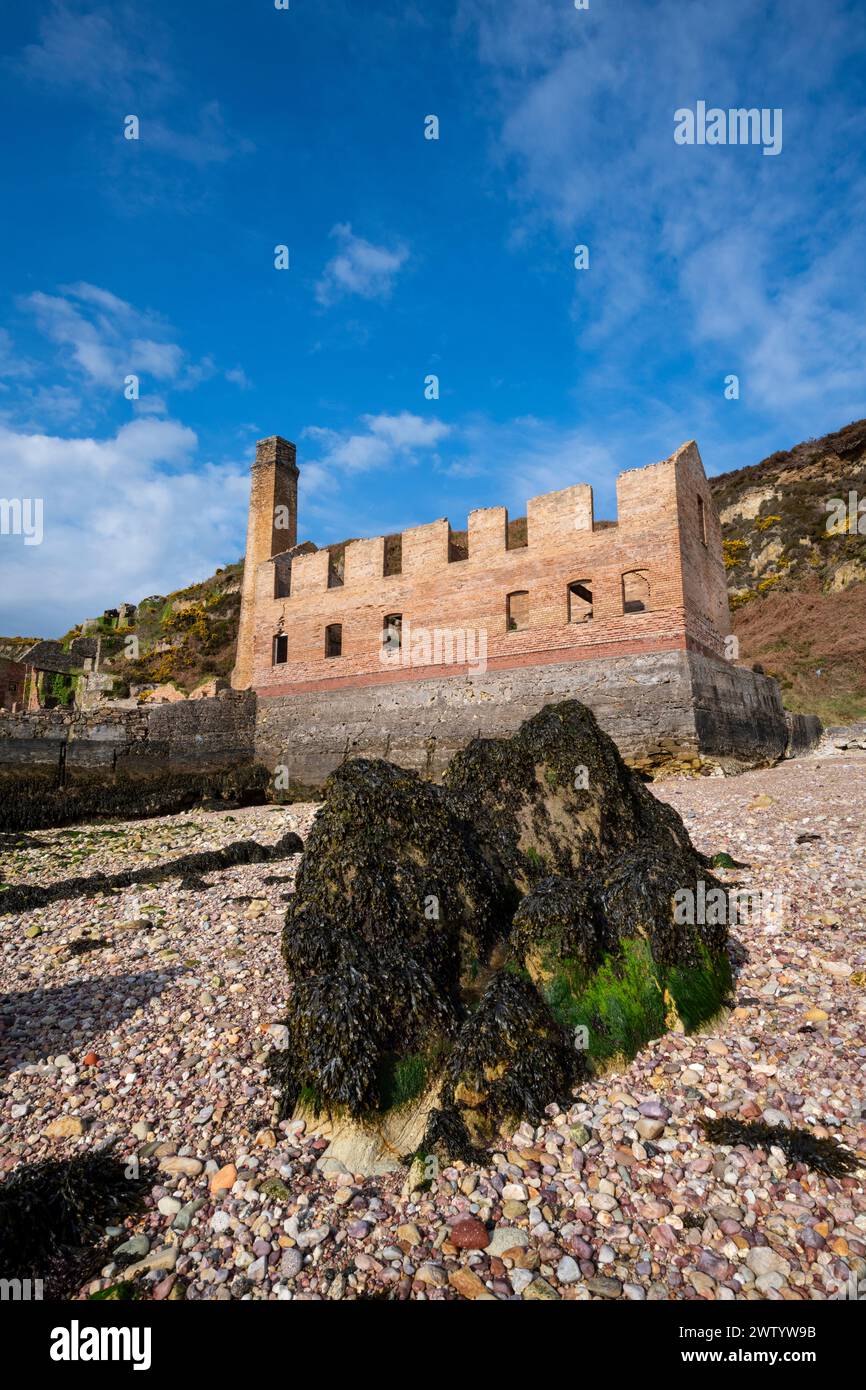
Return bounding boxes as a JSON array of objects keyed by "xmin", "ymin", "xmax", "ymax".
[{"xmin": 237, "ymin": 437, "xmax": 730, "ymax": 698}]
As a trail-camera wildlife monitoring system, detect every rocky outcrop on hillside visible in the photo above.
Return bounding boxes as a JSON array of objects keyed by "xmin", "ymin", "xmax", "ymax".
[
  {"xmin": 710, "ymin": 418, "xmax": 866, "ymax": 723},
  {"xmin": 59, "ymin": 562, "xmax": 243, "ymax": 700}
]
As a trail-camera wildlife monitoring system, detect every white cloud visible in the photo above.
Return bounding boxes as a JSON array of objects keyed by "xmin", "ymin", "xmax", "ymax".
[
  {"xmin": 303, "ymin": 412, "xmax": 450, "ymax": 477},
  {"xmin": 15, "ymin": 282, "xmax": 244, "ymax": 414},
  {"xmin": 315, "ymin": 224, "xmax": 409, "ymax": 307},
  {"xmin": 128, "ymin": 339, "xmax": 185, "ymax": 380},
  {"xmin": 363, "ymin": 412, "xmax": 450, "ymax": 450},
  {"xmin": 0, "ymin": 329, "xmax": 35, "ymax": 381},
  {"xmin": 680, "ymin": 225, "xmax": 866, "ymax": 416},
  {"xmin": 0, "ymin": 417, "xmax": 248, "ymax": 636},
  {"xmin": 448, "ymin": 415, "xmax": 622, "ymax": 516},
  {"xmin": 145, "ymin": 101, "xmax": 255, "ymax": 167},
  {"xmin": 17, "ymin": 0, "xmax": 172, "ymax": 103},
  {"xmin": 461, "ymin": 0, "xmax": 866, "ymax": 423}
]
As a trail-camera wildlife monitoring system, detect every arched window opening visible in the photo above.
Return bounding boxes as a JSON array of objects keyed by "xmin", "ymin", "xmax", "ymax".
[
  {"xmin": 568, "ymin": 580, "xmax": 593, "ymax": 623},
  {"xmin": 622, "ymin": 570, "xmax": 650, "ymax": 614},
  {"xmin": 273, "ymin": 633, "xmax": 288, "ymax": 665},
  {"xmin": 383, "ymin": 613, "xmax": 402, "ymax": 656},
  {"xmin": 325, "ymin": 623, "xmax": 342, "ymax": 658},
  {"xmin": 507, "ymin": 590, "xmax": 529, "ymax": 631}
]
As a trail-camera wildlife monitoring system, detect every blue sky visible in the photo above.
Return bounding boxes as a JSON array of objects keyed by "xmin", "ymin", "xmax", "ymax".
[{"xmin": 1, "ymin": 0, "xmax": 865, "ymax": 636}]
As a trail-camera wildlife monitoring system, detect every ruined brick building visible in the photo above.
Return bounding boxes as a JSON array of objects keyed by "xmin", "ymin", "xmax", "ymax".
[
  {"xmin": 0, "ymin": 432, "xmax": 822, "ymax": 830},
  {"xmin": 231, "ymin": 435, "xmax": 815, "ymax": 786}
]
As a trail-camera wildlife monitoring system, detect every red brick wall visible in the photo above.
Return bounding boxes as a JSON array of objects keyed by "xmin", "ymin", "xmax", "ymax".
[
  {"xmin": 0, "ymin": 659, "xmax": 26, "ymax": 711},
  {"xmin": 240, "ymin": 440, "xmax": 730, "ymax": 696},
  {"xmin": 232, "ymin": 436, "xmax": 298, "ymax": 690}
]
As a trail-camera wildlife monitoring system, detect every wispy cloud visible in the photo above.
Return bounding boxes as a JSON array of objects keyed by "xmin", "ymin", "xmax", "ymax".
[
  {"xmin": 23, "ymin": 284, "xmax": 182, "ymax": 390},
  {"xmin": 143, "ymin": 100, "xmax": 255, "ymax": 168},
  {"xmin": 303, "ymin": 412, "xmax": 449, "ymax": 476},
  {"xmin": 0, "ymin": 328, "xmax": 36, "ymax": 382},
  {"xmin": 14, "ymin": 2, "xmax": 251, "ymax": 169},
  {"xmin": 15, "ymin": 282, "xmax": 249, "ymax": 409},
  {"xmin": 16, "ymin": 0, "xmax": 173, "ymax": 103},
  {"xmin": 315, "ymin": 224, "xmax": 409, "ymax": 307},
  {"xmin": 460, "ymin": 0, "xmax": 866, "ymax": 422}
]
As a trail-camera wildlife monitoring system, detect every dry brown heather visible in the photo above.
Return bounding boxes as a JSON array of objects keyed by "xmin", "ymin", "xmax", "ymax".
[{"xmin": 232, "ymin": 436, "xmax": 730, "ymax": 697}]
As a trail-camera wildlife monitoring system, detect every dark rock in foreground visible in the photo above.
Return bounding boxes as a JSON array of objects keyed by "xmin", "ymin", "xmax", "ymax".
[
  {"xmin": 270, "ymin": 700, "xmax": 731, "ymax": 1156},
  {"xmin": 0, "ymin": 1147, "xmax": 150, "ymax": 1296}
]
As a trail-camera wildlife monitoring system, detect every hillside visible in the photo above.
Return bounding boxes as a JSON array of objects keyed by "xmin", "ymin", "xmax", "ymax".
[
  {"xmin": 710, "ymin": 418, "xmax": 866, "ymax": 724},
  {"xmin": 60, "ymin": 562, "xmax": 243, "ymax": 697}
]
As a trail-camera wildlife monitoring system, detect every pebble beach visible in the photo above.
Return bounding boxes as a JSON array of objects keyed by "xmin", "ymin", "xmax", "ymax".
[{"xmin": 1, "ymin": 750, "xmax": 864, "ymax": 1301}]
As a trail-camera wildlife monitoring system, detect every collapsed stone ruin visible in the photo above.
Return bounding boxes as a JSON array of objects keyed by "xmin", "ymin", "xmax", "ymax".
[{"xmin": 268, "ymin": 699, "xmax": 732, "ymax": 1167}]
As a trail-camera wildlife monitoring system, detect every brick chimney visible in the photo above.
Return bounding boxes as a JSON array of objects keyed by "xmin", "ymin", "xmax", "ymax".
[{"xmin": 231, "ymin": 436, "xmax": 298, "ymax": 689}]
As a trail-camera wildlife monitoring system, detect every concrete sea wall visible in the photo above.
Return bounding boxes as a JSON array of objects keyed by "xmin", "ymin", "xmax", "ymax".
[{"xmin": 255, "ymin": 651, "xmax": 818, "ymax": 787}]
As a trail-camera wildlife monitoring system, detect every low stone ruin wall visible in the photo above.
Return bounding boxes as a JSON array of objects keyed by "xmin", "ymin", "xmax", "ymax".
[{"xmin": 0, "ymin": 691, "xmax": 262, "ymax": 830}]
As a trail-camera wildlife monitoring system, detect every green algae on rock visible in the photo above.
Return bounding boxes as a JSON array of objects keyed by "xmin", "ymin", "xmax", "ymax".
[{"xmin": 270, "ymin": 699, "xmax": 731, "ymax": 1156}]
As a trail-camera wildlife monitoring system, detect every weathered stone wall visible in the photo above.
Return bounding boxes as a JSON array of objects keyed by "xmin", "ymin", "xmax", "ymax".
[
  {"xmin": 0, "ymin": 691, "xmax": 256, "ymax": 777},
  {"xmin": 0, "ymin": 692, "xmax": 260, "ymax": 829},
  {"xmin": 254, "ymin": 650, "xmax": 810, "ymax": 787},
  {"xmin": 786, "ymin": 712, "xmax": 824, "ymax": 757},
  {"xmin": 0, "ymin": 661, "xmax": 822, "ymax": 827},
  {"xmin": 688, "ymin": 652, "xmax": 792, "ymax": 767}
]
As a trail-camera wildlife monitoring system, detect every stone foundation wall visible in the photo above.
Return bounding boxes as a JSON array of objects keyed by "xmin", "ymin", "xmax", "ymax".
[
  {"xmin": 688, "ymin": 652, "xmax": 792, "ymax": 768},
  {"xmin": 254, "ymin": 649, "xmax": 815, "ymax": 787},
  {"xmin": 0, "ymin": 660, "xmax": 822, "ymax": 827},
  {"xmin": 786, "ymin": 712, "xmax": 824, "ymax": 757},
  {"xmin": 0, "ymin": 691, "xmax": 256, "ymax": 777}
]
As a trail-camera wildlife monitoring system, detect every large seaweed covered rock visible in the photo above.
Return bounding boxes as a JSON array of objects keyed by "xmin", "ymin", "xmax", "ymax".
[
  {"xmin": 272, "ymin": 759, "xmax": 511, "ymax": 1117},
  {"xmin": 271, "ymin": 700, "xmax": 731, "ymax": 1156},
  {"xmin": 444, "ymin": 699, "xmax": 697, "ymax": 889}
]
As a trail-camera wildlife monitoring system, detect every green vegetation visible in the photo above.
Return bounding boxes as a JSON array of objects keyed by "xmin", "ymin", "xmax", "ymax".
[
  {"xmin": 711, "ymin": 851, "xmax": 737, "ymax": 868},
  {"xmin": 375, "ymin": 1051, "xmax": 437, "ymax": 1110},
  {"xmin": 82, "ymin": 561, "xmax": 245, "ymax": 695},
  {"xmin": 48, "ymin": 672, "xmax": 76, "ymax": 707},
  {"xmin": 540, "ymin": 937, "xmax": 730, "ymax": 1064},
  {"xmin": 88, "ymin": 1282, "xmax": 142, "ymax": 1301}
]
